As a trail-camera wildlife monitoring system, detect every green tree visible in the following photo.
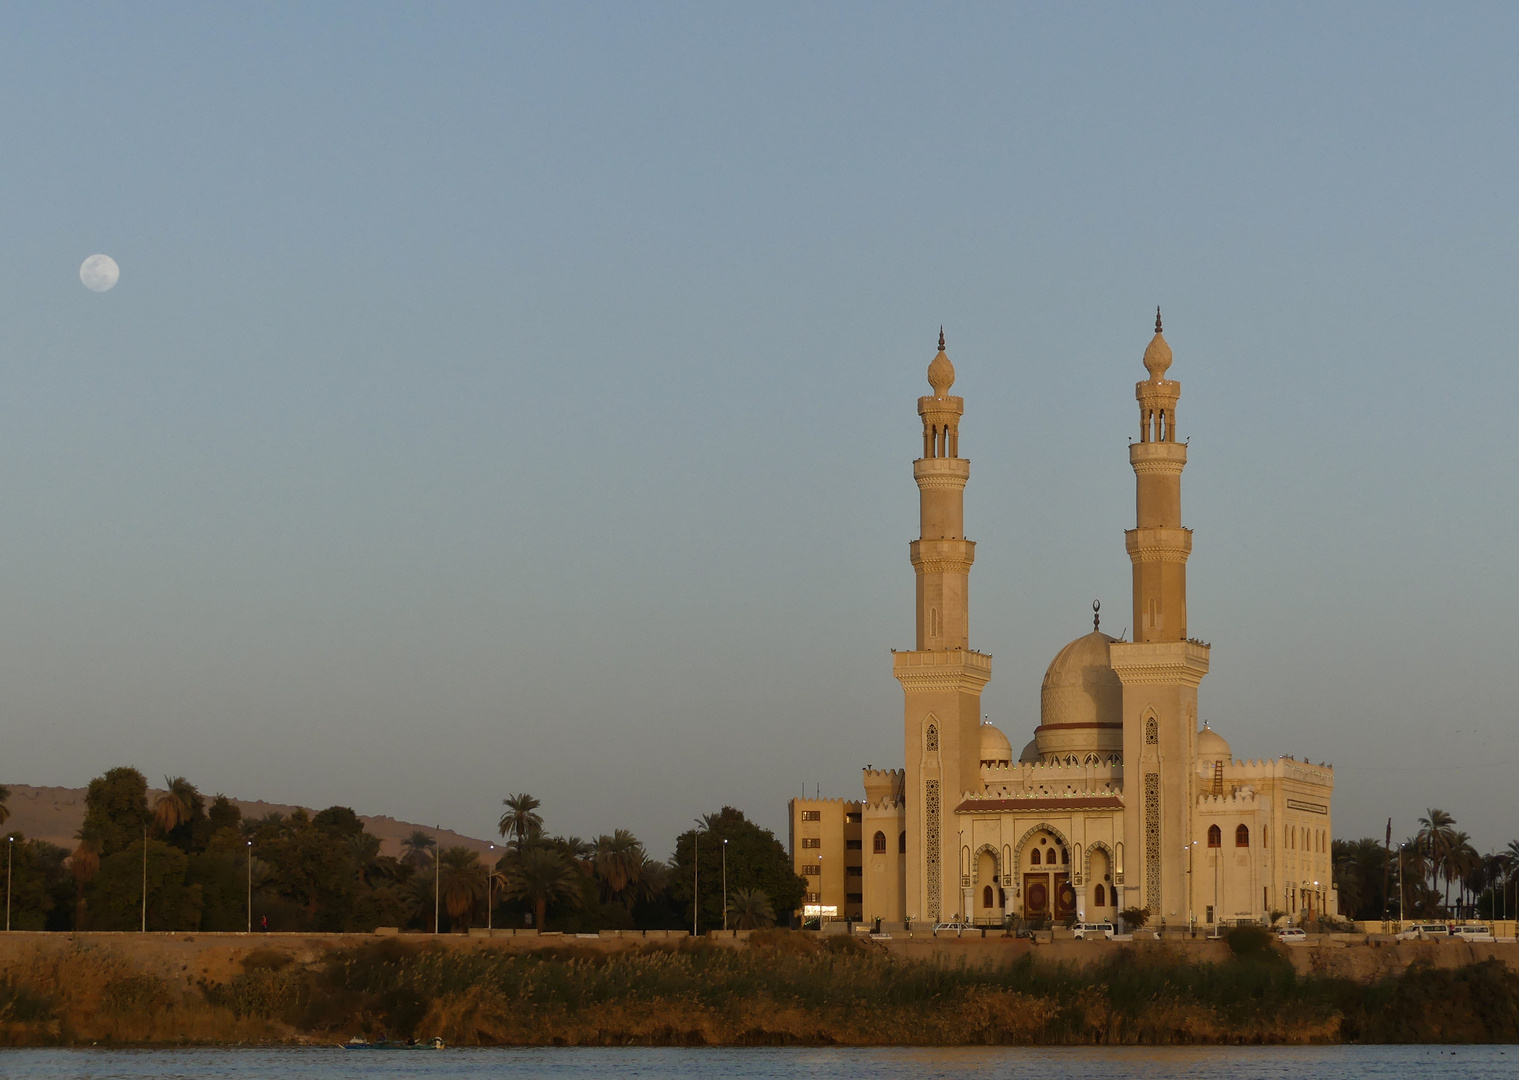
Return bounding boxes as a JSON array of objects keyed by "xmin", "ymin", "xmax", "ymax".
[
  {"xmin": 594, "ymin": 829, "xmax": 649, "ymax": 909},
  {"xmin": 499, "ymin": 845, "xmax": 582, "ymax": 929},
  {"xmin": 313, "ymin": 806, "xmax": 364, "ymax": 837},
  {"xmin": 498, "ymin": 793, "xmax": 543, "ymax": 850},
  {"xmin": 346, "ymin": 833, "xmax": 385, "ymax": 886},
  {"xmin": 0, "ymin": 836, "xmax": 69, "ymax": 930},
  {"xmin": 669, "ymin": 807, "xmax": 806, "ymax": 931},
  {"xmin": 1333, "ymin": 837, "xmax": 1390, "ymax": 920},
  {"xmin": 726, "ymin": 887, "xmax": 776, "ymax": 929},
  {"xmin": 207, "ymin": 794, "xmax": 242, "ymax": 836},
  {"xmin": 0, "ymin": 784, "xmax": 10, "ymax": 829},
  {"xmin": 154, "ymin": 777, "xmax": 197, "ymax": 836},
  {"xmin": 87, "ymin": 839, "xmax": 201, "ymax": 931},
  {"xmin": 438, "ymin": 847, "xmax": 487, "ymax": 929},
  {"xmin": 83, "ymin": 767, "xmax": 150, "ymax": 857},
  {"xmin": 1417, "ymin": 809, "xmax": 1457, "ymax": 913},
  {"xmin": 400, "ymin": 831, "xmax": 436, "ymax": 872}
]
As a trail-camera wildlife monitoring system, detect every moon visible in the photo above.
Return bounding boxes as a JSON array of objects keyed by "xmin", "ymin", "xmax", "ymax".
[{"xmin": 80, "ymin": 254, "xmax": 120, "ymax": 292}]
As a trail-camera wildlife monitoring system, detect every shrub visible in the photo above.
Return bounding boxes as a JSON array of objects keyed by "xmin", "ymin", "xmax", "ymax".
[{"xmin": 1118, "ymin": 906, "xmax": 1149, "ymax": 929}]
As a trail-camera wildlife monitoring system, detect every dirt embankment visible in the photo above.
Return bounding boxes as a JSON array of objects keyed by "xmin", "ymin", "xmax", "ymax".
[{"xmin": 3, "ymin": 930, "xmax": 1518, "ymax": 1047}]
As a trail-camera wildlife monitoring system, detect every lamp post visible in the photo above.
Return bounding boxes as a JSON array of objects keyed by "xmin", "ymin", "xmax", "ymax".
[
  {"xmin": 487, "ymin": 844, "xmax": 496, "ymax": 932},
  {"xmin": 246, "ymin": 840, "xmax": 253, "ymax": 933},
  {"xmin": 142, "ymin": 823, "xmax": 148, "ymax": 933},
  {"xmin": 722, "ymin": 839, "xmax": 728, "ymax": 932},
  {"xmin": 434, "ymin": 829, "xmax": 441, "ymax": 935},
  {"xmin": 6, "ymin": 836, "xmax": 13, "ymax": 932},
  {"xmin": 692, "ymin": 826, "xmax": 700, "ymax": 936}
]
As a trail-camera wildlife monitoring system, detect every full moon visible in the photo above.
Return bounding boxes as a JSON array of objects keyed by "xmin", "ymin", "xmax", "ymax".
[{"xmin": 80, "ymin": 254, "xmax": 120, "ymax": 292}]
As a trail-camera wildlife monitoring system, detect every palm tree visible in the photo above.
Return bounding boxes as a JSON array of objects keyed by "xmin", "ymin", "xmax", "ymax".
[
  {"xmin": 562, "ymin": 836, "xmax": 595, "ymax": 866},
  {"xmin": 400, "ymin": 831, "xmax": 436, "ymax": 872},
  {"xmin": 498, "ymin": 793, "xmax": 543, "ymax": 850},
  {"xmin": 499, "ymin": 845, "xmax": 581, "ymax": 930},
  {"xmin": 153, "ymin": 776, "xmax": 197, "ymax": 835},
  {"xmin": 594, "ymin": 829, "xmax": 647, "ymax": 907},
  {"xmin": 1417, "ymin": 809, "xmax": 1457, "ymax": 912},
  {"xmin": 0, "ymin": 784, "xmax": 10, "ymax": 829},
  {"xmin": 346, "ymin": 833, "xmax": 384, "ymax": 886},
  {"xmin": 1444, "ymin": 832, "xmax": 1479, "ymax": 916},
  {"xmin": 70, "ymin": 831, "xmax": 101, "ymax": 928},
  {"xmin": 438, "ymin": 847, "xmax": 487, "ymax": 929},
  {"xmin": 726, "ymin": 888, "xmax": 776, "ymax": 930}
]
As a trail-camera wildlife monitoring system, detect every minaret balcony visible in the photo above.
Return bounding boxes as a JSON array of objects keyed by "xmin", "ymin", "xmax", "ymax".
[
  {"xmin": 1129, "ymin": 441, "xmax": 1187, "ymax": 471},
  {"xmin": 913, "ymin": 457, "xmax": 970, "ymax": 486},
  {"xmin": 892, "ymin": 648, "xmax": 992, "ymax": 692}
]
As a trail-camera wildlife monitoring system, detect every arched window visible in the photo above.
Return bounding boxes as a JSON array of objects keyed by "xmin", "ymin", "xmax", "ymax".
[
  {"xmin": 1207, "ymin": 824, "xmax": 1222, "ymax": 848},
  {"xmin": 925, "ymin": 723, "xmax": 938, "ymax": 752},
  {"xmin": 873, "ymin": 831, "xmax": 886, "ymax": 854},
  {"xmin": 1236, "ymin": 824, "xmax": 1250, "ymax": 848},
  {"xmin": 1061, "ymin": 846, "xmax": 1069, "ymax": 864},
  {"xmin": 898, "ymin": 831, "xmax": 906, "ymax": 854},
  {"xmin": 982, "ymin": 885, "xmax": 994, "ymax": 908},
  {"xmin": 1031, "ymin": 848, "xmax": 1041, "ymax": 866},
  {"xmin": 1144, "ymin": 717, "xmax": 1158, "ymax": 745},
  {"xmin": 1094, "ymin": 883, "xmax": 1106, "ymax": 907}
]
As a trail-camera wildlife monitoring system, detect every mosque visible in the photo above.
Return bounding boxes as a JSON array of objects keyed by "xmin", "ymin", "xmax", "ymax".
[{"xmin": 788, "ymin": 317, "xmax": 1336, "ymax": 930}]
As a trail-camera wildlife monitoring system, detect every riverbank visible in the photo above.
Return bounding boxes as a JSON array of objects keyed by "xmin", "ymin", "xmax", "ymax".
[{"xmin": 2, "ymin": 929, "xmax": 1518, "ymax": 1045}]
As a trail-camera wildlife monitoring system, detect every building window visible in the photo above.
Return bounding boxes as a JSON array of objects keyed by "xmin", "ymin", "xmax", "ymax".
[
  {"xmin": 1206, "ymin": 905, "xmax": 1214, "ymax": 924},
  {"xmin": 899, "ymin": 831, "xmax": 907, "ymax": 854},
  {"xmin": 982, "ymin": 885, "xmax": 994, "ymax": 908},
  {"xmin": 846, "ymin": 893, "xmax": 863, "ymax": 904},
  {"xmin": 801, "ymin": 810, "xmax": 820, "ymax": 822},
  {"xmin": 926, "ymin": 723, "xmax": 939, "ymax": 752},
  {"xmin": 1061, "ymin": 847, "xmax": 1069, "ymax": 865},
  {"xmin": 1236, "ymin": 824, "xmax": 1250, "ymax": 848},
  {"xmin": 1031, "ymin": 848, "xmax": 1041, "ymax": 866},
  {"xmin": 1094, "ymin": 883, "xmax": 1106, "ymax": 907},
  {"xmin": 1207, "ymin": 825, "xmax": 1222, "ymax": 848},
  {"xmin": 845, "ymin": 812, "xmax": 862, "ymax": 824},
  {"xmin": 1262, "ymin": 826, "xmax": 1268, "ymax": 848},
  {"xmin": 1144, "ymin": 717, "xmax": 1158, "ymax": 745},
  {"xmin": 846, "ymin": 866, "xmax": 862, "ymax": 877},
  {"xmin": 846, "ymin": 839, "xmax": 862, "ymax": 850},
  {"xmin": 800, "ymin": 864, "xmax": 821, "ymax": 876},
  {"xmin": 873, "ymin": 831, "xmax": 887, "ymax": 853},
  {"xmin": 806, "ymin": 892, "xmax": 819, "ymax": 903},
  {"xmin": 800, "ymin": 837, "xmax": 821, "ymax": 849}
]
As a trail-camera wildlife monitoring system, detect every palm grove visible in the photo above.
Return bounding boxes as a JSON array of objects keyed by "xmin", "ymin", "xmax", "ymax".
[
  {"xmin": 0, "ymin": 774, "xmax": 804, "ymax": 933},
  {"xmin": 1333, "ymin": 808, "xmax": 1519, "ymax": 922}
]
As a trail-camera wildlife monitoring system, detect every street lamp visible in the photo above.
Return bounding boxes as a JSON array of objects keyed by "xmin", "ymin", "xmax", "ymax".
[
  {"xmin": 722, "ymin": 839, "xmax": 728, "ymax": 932},
  {"xmin": 246, "ymin": 840, "xmax": 253, "ymax": 933},
  {"xmin": 434, "ymin": 829, "xmax": 441, "ymax": 935},
  {"xmin": 487, "ymin": 844, "xmax": 496, "ymax": 932},
  {"xmin": 142, "ymin": 822, "xmax": 149, "ymax": 933},
  {"xmin": 6, "ymin": 835, "xmax": 13, "ymax": 932}
]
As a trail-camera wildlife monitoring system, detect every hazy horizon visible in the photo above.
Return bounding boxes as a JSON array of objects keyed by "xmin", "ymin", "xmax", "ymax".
[{"xmin": 2, "ymin": 4, "xmax": 1517, "ymax": 861}]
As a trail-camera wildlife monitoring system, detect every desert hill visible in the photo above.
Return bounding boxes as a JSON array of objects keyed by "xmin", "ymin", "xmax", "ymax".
[{"xmin": 0, "ymin": 783, "xmax": 498, "ymax": 861}]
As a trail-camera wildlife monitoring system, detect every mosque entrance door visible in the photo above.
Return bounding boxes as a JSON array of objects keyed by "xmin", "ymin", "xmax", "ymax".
[
  {"xmin": 1023, "ymin": 874, "xmax": 1049, "ymax": 919},
  {"xmin": 1053, "ymin": 873, "xmax": 1077, "ymax": 920}
]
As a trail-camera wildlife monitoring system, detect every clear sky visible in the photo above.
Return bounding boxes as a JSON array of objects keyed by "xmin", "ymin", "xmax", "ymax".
[{"xmin": 2, "ymin": 4, "xmax": 1517, "ymax": 858}]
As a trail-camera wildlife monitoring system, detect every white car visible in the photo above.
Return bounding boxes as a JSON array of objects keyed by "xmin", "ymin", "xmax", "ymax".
[
  {"xmin": 932, "ymin": 921, "xmax": 972, "ymax": 933},
  {"xmin": 1276, "ymin": 927, "xmax": 1308, "ymax": 943},
  {"xmin": 1395, "ymin": 923, "xmax": 1450, "ymax": 941},
  {"xmin": 1072, "ymin": 921, "xmax": 1115, "ymax": 940},
  {"xmin": 1451, "ymin": 924, "xmax": 1494, "ymax": 942}
]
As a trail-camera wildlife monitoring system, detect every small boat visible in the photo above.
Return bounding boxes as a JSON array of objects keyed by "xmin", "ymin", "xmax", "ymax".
[{"xmin": 341, "ymin": 1036, "xmax": 446, "ymax": 1049}]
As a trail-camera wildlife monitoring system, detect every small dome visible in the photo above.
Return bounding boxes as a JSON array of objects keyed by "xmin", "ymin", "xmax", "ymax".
[
  {"xmin": 1143, "ymin": 308, "xmax": 1172, "ymax": 380},
  {"xmin": 979, "ymin": 721, "xmax": 1012, "ymax": 764},
  {"xmin": 927, "ymin": 329, "xmax": 955, "ymax": 396},
  {"xmin": 1018, "ymin": 738, "xmax": 1041, "ymax": 763},
  {"xmin": 1197, "ymin": 721, "xmax": 1231, "ymax": 762}
]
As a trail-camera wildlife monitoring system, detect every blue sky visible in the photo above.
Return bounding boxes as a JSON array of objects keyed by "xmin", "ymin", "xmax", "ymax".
[{"xmin": 2, "ymin": 4, "xmax": 1517, "ymax": 856}]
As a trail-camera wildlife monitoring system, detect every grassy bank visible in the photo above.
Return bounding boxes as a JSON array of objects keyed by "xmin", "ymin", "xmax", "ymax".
[{"xmin": 3, "ymin": 930, "xmax": 1518, "ymax": 1046}]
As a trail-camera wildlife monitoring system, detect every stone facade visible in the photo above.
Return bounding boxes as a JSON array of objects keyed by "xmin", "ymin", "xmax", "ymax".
[{"xmin": 789, "ymin": 316, "xmax": 1336, "ymax": 929}]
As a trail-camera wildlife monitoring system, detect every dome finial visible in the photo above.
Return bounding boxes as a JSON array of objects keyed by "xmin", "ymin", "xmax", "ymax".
[
  {"xmin": 1143, "ymin": 307, "xmax": 1173, "ymax": 380},
  {"xmin": 927, "ymin": 327, "xmax": 955, "ymax": 396},
  {"xmin": 1093, "ymin": 599, "xmax": 1101, "ymax": 632}
]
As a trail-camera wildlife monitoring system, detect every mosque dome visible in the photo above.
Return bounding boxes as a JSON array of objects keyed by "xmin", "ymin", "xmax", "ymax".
[
  {"xmin": 927, "ymin": 329, "xmax": 955, "ymax": 396},
  {"xmin": 1143, "ymin": 307, "xmax": 1172, "ymax": 380},
  {"xmin": 1197, "ymin": 721, "xmax": 1231, "ymax": 763},
  {"xmin": 1034, "ymin": 629, "xmax": 1123, "ymax": 761},
  {"xmin": 1018, "ymin": 738, "xmax": 1041, "ymax": 764},
  {"xmin": 979, "ymin": 721, "xmax": 1012, "ymax": 766}
]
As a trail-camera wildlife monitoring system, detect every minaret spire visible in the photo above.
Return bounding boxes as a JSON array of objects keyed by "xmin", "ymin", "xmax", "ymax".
[{"xmin": 1128, "ymin": 310, "xmax": 1190, "ymax": 641}]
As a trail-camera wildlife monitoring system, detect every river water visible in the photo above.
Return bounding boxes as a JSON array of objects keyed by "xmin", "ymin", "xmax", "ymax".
[{"xmin": 0, "ymin": 1046, "xmax": 1512, "ymax": 1079}]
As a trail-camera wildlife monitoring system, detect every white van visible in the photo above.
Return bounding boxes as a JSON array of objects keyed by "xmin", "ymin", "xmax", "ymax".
[
  {"xmin": 1451, "ymin": 924, "xmax": 1495, "ymax": 942},
  {"xmin": 1395, "ymin": 923, "xmax": 1449, "ymax": 941},
  {"xmin": 1072, "ymin": 921, "xmax": 1115, "ymax": 940}
]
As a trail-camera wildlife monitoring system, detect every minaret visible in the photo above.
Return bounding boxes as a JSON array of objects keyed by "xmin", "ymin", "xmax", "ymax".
[
  {"xmin": 1110, "ymin": 311, "xmax": 1210, "ymax": 926},
  {"xmin": 895, "ymin": 330, "xmax": 990, "ymax": 924},
  {"xmin": 1127, "ymin": 308, "xmax": 1191, "ymax": 641}
]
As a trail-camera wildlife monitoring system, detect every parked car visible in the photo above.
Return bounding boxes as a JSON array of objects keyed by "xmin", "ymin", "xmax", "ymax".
[
  {"xmin": 932, "ymin": 921, "xmax": 972, "ymax": 933},
  {"xmin": 1395, "ymin": 923, "xmax": 1450, "ymax": 941},
  {"xmin": 1072, "ymin": 921, "xmax": 1116, "ymax": 940},
  {"xmin": 1451, "ymin": 924, "xmax": 1495, "ymax": 942},
  {"xmin": 1276, "ymin": 927, "xmax": 1308, "ymax": 943}
]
